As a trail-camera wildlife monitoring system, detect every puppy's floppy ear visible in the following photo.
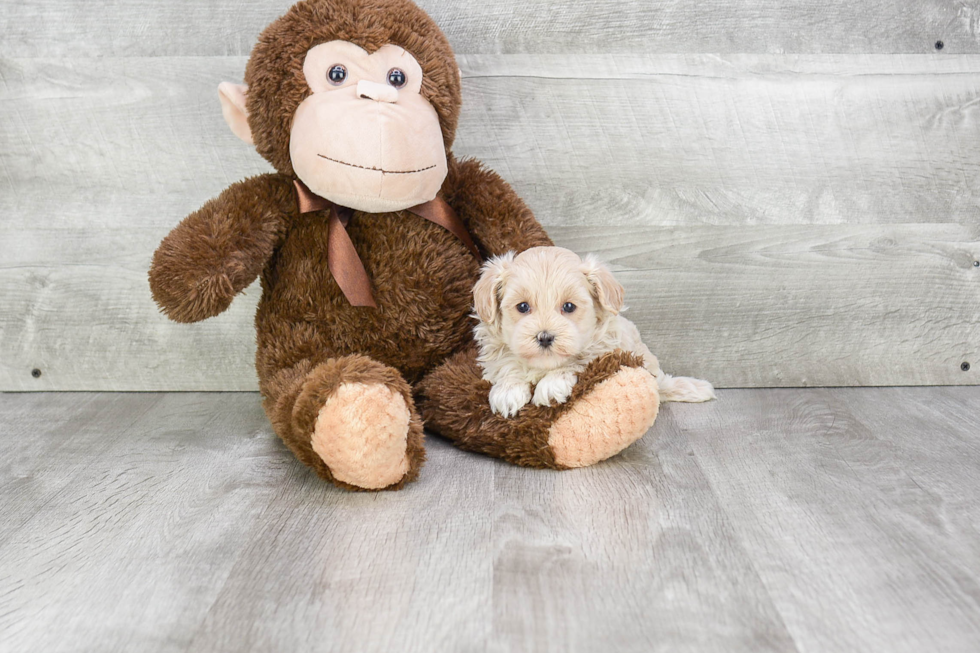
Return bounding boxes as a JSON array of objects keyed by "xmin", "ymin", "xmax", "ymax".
[
  {"xmin": 581, "ymin": 254, "xmax": 625, "ymax": 315},
  {"xmin": 473, "ymin": 252, "xmax": 515, "ymax": 325}
]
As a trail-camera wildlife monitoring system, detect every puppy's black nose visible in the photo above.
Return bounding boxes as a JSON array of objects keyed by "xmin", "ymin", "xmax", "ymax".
[{"xmin": 537, "ymin": 332, "xmax": 555, "ymax": 348}]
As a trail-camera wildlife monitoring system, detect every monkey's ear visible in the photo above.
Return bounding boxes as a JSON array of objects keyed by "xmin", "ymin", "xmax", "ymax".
[
  {"xmin": 218, "ymin": 82, "xmax": 253, "ymax": 144},
  {"xmin": 473, "ymin": 252, "xmax": 515, "ymax": 325},
  {"xmin": 581, "ymin": 254, "xmax": 625, "ymax": 315}
]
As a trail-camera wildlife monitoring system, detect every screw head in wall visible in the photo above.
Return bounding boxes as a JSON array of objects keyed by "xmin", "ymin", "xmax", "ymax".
[
  {"xmin": 962, "ymin": 362, "xmax": 972, "ymax": 372},
  {"xmin": 31, "ymin": 368, "xmax": 42, "ymax": 378},
  {"xmin": 935, "ymin": 40, "xmax": 945, "ymax": 50}
]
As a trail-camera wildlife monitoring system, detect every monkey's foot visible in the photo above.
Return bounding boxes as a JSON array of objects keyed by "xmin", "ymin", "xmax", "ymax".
[
  {"xmin": 272, "ymin": 355, "xmax": 424, "ymax": 491},
  {"xmin": 416, "ymin": 348, "xmax": 659, "ymax": 469},
  {"xmin": 312, "ymin": 382, "xmax": 413, "ymax": 489},
  {"xmin": 547, "ymin": 366, "xmax": 659, "ymax": 467}
]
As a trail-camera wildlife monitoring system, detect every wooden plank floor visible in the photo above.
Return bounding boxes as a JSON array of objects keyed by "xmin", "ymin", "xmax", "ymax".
[{"xmin": 1, "ymin": 388, "xmax": 978, "ymax": 652}]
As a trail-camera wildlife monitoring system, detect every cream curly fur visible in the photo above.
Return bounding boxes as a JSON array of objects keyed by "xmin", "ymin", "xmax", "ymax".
[{"xmin": 472, "ymin": 246, "xmax": 715, "ymax": 417}]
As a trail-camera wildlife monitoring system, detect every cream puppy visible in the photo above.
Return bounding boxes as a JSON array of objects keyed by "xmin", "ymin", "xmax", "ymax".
[{"xmin": 473, "ymin": 246, "xmax": 715, "ymax": 417}]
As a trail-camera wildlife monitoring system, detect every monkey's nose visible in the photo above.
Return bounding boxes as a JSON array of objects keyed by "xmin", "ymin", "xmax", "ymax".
[
  {"xmin": 357, "ymin": 80, "xmax": 399, "ymax": 103},
  {"xmin": 536, "ymin": 332, "xmax": 555, "ymax": 348}
]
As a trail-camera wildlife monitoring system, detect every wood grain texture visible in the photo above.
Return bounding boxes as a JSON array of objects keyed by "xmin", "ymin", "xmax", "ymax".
[
  {"xmin": 680, "ymin": 387, "xmax": 980, "ymax": 652},
  {"xmin": 553, "ymin": 223, "xmax": 980, "ymax": 388},
  {"xmin": 3, "ymin": 54, "xmax": 979, "ymax": 390},
  {"xmin": 2, "ymin": 0, "xmax": 978, "ymax": 57},
  {"xmin": 2, "ymin": 388, "xmax": 980, "ymax": 651},
  {"xmin": 491, "ymin": 435, "xmax": 797, "ymax": 652},
  {"xmin": 2, "ymin": 223, "xmax": 976, "ymax": 390},
  {"xmin": 458, "ymin": 54, "xmax": 980, "ymax": 228},
  {"xmin": 0, "ymin": 392, "xmax": 295, "ymax": 652},
  {"xmin": 188, "ymin": 426, "xmax": 493, "ymax": 653},
  {"xmin": 5, "ymin": 55, "xmax": 980, "ymax": 231}
]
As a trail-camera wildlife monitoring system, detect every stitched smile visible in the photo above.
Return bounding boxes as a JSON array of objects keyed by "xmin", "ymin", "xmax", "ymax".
[{"xmin": 317, "ymin": 154, "xmax": 436, "ymax": 175}]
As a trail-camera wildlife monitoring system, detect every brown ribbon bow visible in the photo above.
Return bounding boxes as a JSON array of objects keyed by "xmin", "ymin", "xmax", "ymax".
[{"xmin": 294, "ymin": 179, "xmax": 482, "ymax": 307}]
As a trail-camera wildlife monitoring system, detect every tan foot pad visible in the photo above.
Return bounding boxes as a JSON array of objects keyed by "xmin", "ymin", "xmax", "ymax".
[
  {"xmin": 548, "ymin": 367, "xmax": 660, "ymax": 468},
  {"xmin": 312, "ymin": 382, "xmax": 411, "ymax": 489}
]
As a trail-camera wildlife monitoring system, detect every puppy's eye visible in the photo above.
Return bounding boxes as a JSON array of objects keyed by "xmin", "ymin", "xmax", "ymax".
[
  {"xmin": 516, "ymin": 302, "xmax": 531, "ymax": 314},
  {"xmin": 562, "ymin": 302, "xmax": 577, "ymax": 313},
  {"xmin": 327, "ymin": 64, "xmax": 347, "ymax": 85}
]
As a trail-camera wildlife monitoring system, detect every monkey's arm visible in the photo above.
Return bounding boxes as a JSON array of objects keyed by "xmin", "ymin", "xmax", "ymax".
[
  {"xmin": 445, "ymin": 157, "xmax": 553, "ymax": 257},
  {"xmin": 149, "ymin": 173, "xmax": 296, "ymax": 323}
]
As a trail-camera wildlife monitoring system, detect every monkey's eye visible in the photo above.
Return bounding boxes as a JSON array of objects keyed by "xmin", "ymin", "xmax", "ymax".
[
  {"xmin": 387, "ymin": 68, "xmax": 407, "ymax": 88},
  {"xmin": 562, "ymin": 302, "xmax": 577, "ymax": 313},
  {"xmin": 516, "ymin": 302, "xmax": 531, "ymax": 314},
  {"xmin": 327, "ymin": 64, "xmax": 348, "ymax": 85}
]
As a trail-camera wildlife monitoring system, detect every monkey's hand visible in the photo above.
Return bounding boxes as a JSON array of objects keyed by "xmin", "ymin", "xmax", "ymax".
[{"xmin": 148, "ymin": 174, "xmax": 295, "ymax": 323}]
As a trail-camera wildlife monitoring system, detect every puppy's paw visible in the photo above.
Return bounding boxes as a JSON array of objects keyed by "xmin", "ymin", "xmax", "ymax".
[
  {"xmin": 532, "ymin": 371, "xmax": 577, "ymax": 407},
  {"xmin": 489, "ymin": 381, "xmax": 533, "ymax": 418}
]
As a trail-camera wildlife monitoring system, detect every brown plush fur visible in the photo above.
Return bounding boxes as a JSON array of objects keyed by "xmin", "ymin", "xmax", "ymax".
[
  {"xmin": 416, "ymin": 348, "xmax": 647, "ymax": 469},
  {"xmin": 148, "ymin": 176, "xmax": 296, "ymax": 323},
  {"xmin": 244, "ymin": 0, "xmax": 462, "ymax": 176},
  {"xmin": 244, "ymin": 156, "xmax": 553, "ymax": 387},
  {"xmin": 149, "ymin": 0, "xmax": 656, "ymax": 490}
]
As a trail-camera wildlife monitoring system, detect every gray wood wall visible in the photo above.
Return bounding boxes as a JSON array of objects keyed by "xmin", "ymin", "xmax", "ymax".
[{"xmin": 2, "ymin": 1, "xmax": 978, "ymax": 391}]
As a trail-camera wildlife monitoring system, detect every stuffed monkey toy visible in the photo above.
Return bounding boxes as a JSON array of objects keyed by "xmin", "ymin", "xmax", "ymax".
[{"xmin": 149, "ymin": 0, "xmax": 661, "ymax": 491}]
